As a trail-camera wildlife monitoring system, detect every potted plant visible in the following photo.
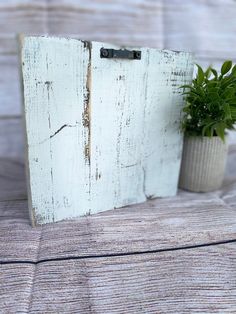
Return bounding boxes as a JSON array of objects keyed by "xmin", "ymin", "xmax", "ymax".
[{"xmin": 179, "ymin": 60, "xmax": 236, "ymax": 192}]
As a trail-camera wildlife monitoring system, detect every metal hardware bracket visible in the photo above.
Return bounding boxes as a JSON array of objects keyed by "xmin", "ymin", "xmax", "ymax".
[{"xmin": 100, "ymin": 48, "xmax": 141, "ymax": 60}]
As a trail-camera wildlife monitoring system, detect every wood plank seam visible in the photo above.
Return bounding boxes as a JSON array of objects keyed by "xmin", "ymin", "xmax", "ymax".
[
  {"xmin": 1, "ymin": 238, "xmax": 236, "ymax": 266},
  {"xmin": 26, "ymin": 226, "xmax": 43, "ymax": 313}
]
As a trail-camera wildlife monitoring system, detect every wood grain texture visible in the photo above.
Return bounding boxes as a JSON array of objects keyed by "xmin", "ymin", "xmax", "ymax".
[
  {"xmin": 0, "ymin": 158, "xmax": 26, "ymax": 201},
  {"xmin": 0, "ymin": 118, "xmax": 24, "ymax": 160},
  {"xmin": 0, "ymin": 146, "xmax": 236, "ymax": 313},
  {"xmin": 163, "ymin": 0, "xmax": 236, "ymax": 62},
  {"xmin": 47, "ymin": 0, "xmax": 163, "ymax": 48},
  {"xmin": 0, "ymin": 55, "xmax": 22, "ymax": 116},
  {"xmin": 0, "ymin": 264, "xmax": 35, "ymax": 313},
  {"xmin": 1, "ymin": 195, "xmax": 236, "ymax": 262},
  {"xmin": 0, "ymin": 0, "xmax": 163, "ymax": 56},
  {"xmin": 21, "ymin": 36, "xmax": 193, "ymax": 224},
  {"xmin": 1, "ymin": 244, "xmax": 236, "ymax": 313},
  {"xmin": 0, "ymin": 0, "xmax": 48, "ymax": 55}
]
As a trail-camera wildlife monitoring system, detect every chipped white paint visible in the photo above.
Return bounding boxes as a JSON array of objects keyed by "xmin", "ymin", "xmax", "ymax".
[{"xmin": 21, "ymin": 36, "xmax": 193, "ymax": 225}]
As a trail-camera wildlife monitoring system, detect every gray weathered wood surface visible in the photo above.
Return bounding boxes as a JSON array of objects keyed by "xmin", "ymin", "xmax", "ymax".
[
  {"xmin": 2, "ymin": 244, "xmax": 236, "ymax": 313},
  {"xmin": 0, "ymin": 145, "xmax": 236, "ymax": 312}
]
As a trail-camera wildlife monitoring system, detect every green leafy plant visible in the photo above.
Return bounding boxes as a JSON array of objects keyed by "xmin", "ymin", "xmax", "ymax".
[{"xmin": 181, "ymin": 60, "xmax": 236, "ymax": 141}]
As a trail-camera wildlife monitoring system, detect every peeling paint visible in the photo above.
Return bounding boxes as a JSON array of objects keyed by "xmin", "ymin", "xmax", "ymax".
[
  {"xmin": 84, "ymin": 209, "xmax": 91, "ymax": 216},
  {"xmin": 83, "ymin": 41, "xmax": 92, "ymax": 165},
  {"xmin": 95, "ymin": 167, "xmax": 101, "ymax": 180},
  {"xmin": 45, "ymin": 80, "xmax": 53, "ymax": 87}
]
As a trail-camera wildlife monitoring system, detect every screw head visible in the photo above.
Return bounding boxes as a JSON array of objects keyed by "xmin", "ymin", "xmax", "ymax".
[
  {"xmin": 135, "ymin": 51, "xmax": 141, "ymax": 59},
  {"xmin": 101, "ymin": 49, "xmax": 109, "ymax": 57}
]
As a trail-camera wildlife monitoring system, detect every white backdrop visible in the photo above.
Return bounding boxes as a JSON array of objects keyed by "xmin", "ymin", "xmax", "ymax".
[{"xmin": 1, "ymin": 0, "xmax": 236, "ymax": 160}]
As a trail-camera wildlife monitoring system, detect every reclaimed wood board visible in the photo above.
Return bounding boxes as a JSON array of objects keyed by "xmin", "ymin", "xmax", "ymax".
[{"xmin": 20, "ymin": 36, "xmax": 193, "ymax": 224}]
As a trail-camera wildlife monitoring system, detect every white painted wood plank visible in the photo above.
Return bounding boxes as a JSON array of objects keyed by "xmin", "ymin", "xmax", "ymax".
[
  {"xmin": 21, "ymin": 36, "xmax": 193, "ymax": 225},
  {"xmin": 142, "ymin": 50, "xmax": 194, "ymax": 196},
  {"xmin": 21, "ymin": 36, "xmax": 91, "ymax": 224},
  {"xmin": 89, "ymin": 42, "xmax": 148, "ymax": 212},
  {"xmin": 90, "ymin": 43, "xmax": 194, "ymax": 212}
]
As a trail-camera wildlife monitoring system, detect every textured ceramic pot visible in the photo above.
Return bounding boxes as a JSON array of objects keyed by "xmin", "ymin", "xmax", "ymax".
[{"xmin": 179, "ymin": 136, "xmax": 228, "ymax": 192}]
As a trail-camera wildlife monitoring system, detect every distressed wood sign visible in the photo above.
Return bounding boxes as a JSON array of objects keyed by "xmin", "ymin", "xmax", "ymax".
[{"xmin": 20, "ymin": 36, "xmax": 193, "ymax": 225}]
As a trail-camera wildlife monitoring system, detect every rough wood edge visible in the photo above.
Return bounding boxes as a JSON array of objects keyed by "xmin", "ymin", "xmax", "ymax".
[{"xmin": 18, "ymin": 34, "xmax": 36, "ymax": 227}]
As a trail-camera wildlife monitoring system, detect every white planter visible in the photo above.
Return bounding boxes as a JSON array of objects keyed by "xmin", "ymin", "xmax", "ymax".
[{"xmin": 179, "ymin": 136, "xmax": 228, "ymax": 192}]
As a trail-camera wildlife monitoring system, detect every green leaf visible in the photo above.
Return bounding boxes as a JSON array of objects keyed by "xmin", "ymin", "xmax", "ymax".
[
  {"xmin": 221, "ymin": 60, "xmax": 232, "ymax": 75},
  {"xmin": 205, "ymin": 66, "xmax": 212, "ymax": 79},
  {"xmin": 215, "ymin": 122, "xmax": 226, "ymax": 141},
  {"xmin": 196, "ymin": 64, "xmax": 205, "ymax": 84},
  {"xmin": 206, "ymin": 92, "xmax": 220, "ymax": 102},
  {"xmin": 220, "ymin": 86, "xmax": 233, "ymax": 97},
  {"xmin": 202, "ymin": 121, "xmax": 215, "ymax": 137},
  {"xmin": 206, "ymin": 81, "xmax": 219, "ymax": 91},
  {"xmin": 231, "ymin": 64, "xmax": 236, "ymax": 76},
  {"xmin": 210, "ymin": 68, "xmax": 218, "ymax": 78},
  {"xmin": 230, "ymin": 107, "xmax": 236, "ymax": 120},
  {"xmin": 223, "ymin": 103, "xmax": 232, "ymax": 119},
  {"xmin": 220, "ymin": 76, "xmax": 236, "ymax": 89},
  {"xmin": 180, "ymin": 85, "xmax": 192, "ymax": 89}
]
